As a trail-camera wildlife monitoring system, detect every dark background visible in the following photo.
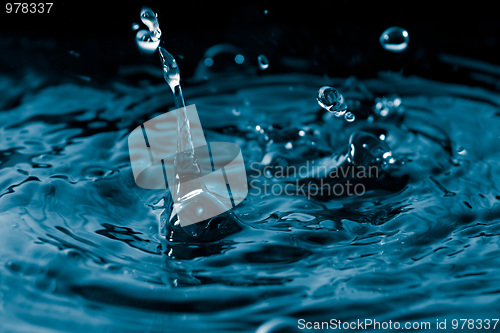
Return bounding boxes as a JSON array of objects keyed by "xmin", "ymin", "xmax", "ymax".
[{"xmin": 0, "ymin": 1, "xmax": 499, "ymax": 87}]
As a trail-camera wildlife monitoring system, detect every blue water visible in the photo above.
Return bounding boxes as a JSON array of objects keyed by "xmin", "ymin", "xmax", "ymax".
[{"xmin": 1, "ymin": 70, "xmax": 500, "ymax": 332}]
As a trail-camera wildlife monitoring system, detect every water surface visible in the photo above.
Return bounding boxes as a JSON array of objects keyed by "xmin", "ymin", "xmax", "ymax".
[{"xmin": 1, "ymin": 71, "xmax": 500, "ymax": 332}]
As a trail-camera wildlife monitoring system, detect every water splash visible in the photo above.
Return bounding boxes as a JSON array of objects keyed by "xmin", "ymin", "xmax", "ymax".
[
  {"xmin": 4, "ymin": 64, "xmax": 500, "ymax": 331},
  {"xmin": 158, "ymin": 46, "xmax": 241, "ymax": 240},
  {"xmin": 379, "ymin": 26, "xmax": 409, "ymax": 52},
  {"xmin": 158, "ymin": 47, "xmax": 198, "ymax": 177},
  {"xmin": 135, "ymin": 7, "xmax": 162, "ymax": 53},
  {"xmin": 317, "ymin": 86, "xmax": 347, "ymax": 117}
]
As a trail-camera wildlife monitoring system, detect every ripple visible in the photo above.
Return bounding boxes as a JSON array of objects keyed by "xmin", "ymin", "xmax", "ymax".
[{"xmin": 1, "ymin": 74, "xmax": 500, "ymax": 332}]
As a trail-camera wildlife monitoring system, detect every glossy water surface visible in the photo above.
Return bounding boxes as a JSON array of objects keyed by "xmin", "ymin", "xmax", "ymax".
[{"xmin": 1, "ymin": 71, "xmax": 500, "ymax": 332}]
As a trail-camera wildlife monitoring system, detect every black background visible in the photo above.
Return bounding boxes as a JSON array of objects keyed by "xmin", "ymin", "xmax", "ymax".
[{"xmin": 0, "ymin": 1, "xmax": 499, "ymax": 86}]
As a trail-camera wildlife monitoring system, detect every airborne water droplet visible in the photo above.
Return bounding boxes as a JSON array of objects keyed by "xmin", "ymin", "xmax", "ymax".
[
  {"xmin": 379, "ymin": 26, "xmax": 409, "ymax": 52},
  {"xmin": 317, "ymin": 86, "xmax": 347, "ymax": 116},
  {"xmin": 140, "ymin": 7, "xmax": 160, "ymax": 32},
  {"xmin": 136, "ymin": 30, "xmax": 161, "ymax": 53},
  {"xmin": 257, "ymin": 54, "xmax": 269, "ymax": 70},
  {"xmin": 344, "ymin": 112, "xmax": 355, "ymax": 122},
  {"xmin": 135, "ymin": 7, "xmax": 162, "ymax": 53}
]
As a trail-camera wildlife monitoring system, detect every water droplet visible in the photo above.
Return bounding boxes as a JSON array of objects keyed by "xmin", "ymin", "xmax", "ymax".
[
  {"xmin": 263, "ymin": 9, "xmax": 268, "ymax": 15},
  {"xmin": 203, "ymin": 57, "xmax": 214, "ymax": 67},
  {"xmin": 257, "ymin": 54, "xmax": 269, "ymax": 70},
  {"xmin": 284, "ymin": 142, "xmax": 293, "ymax": 150},
  {"xmin": 348, "ymin": 131, "xmax": 397, "ymax": 168},
  {"xmin": 344, "ymin": 112, "xmax": 355, "ymax": 122},
  {"xmin": 136, "ymin": 30, "xmax": 161, "ymax": 53},
  {"xmin": 135, "ymin": 7, "xmax": 162, "ymax": 53},
  {"xmin": 379, "ymin": 26, "xmax": 409, "ymax": 52},
  {"xmin": 234, "ymin": 54, "xmax": 245, "ymax": 64},
  {"xmin": 140, "ymin": 7, "xmax": 160, "ymax": 32},
  {"xmin": 132, "ymin": 22, "xmax": 140, "ymax": 31},
  {"xmin": 317, "ymin": 86, "xmax": 347, "ymax": 116}
]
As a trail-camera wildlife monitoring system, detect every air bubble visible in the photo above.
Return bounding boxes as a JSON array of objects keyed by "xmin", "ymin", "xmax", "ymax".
[
  {"xmin": 140, "ymin": 7, "xmax": 160, "ymax": 32},
  {"xmin": 379, "ymin": 27, "xmax": 409, "ymax": 52}
]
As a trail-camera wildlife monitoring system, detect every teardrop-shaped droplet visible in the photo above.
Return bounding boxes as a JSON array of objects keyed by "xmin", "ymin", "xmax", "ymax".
[
  {"xmin": 140, "ymin": 7, "xmax": 160, "ymax": 32},
  {"xmin": 317, "ymin": 86, "xmax": 347, "ymax": 116},
  {"xmin": 379, "ymin": 26, "xmax": 409, "ymax": 52},
  {"xmin": 257, "ymin": 54, "xmax": 269, "ymax": 70}
]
